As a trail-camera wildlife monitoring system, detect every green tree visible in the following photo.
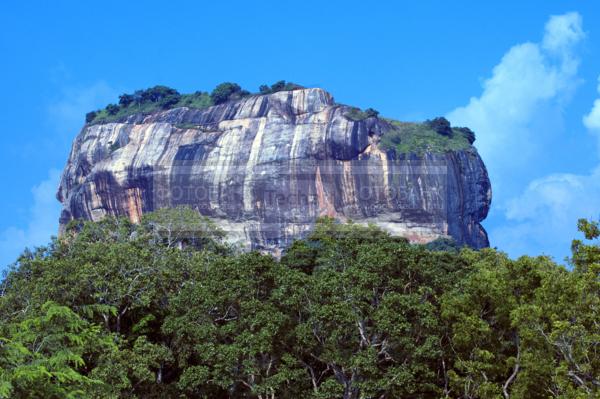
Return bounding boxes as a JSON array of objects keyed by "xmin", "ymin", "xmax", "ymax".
[
  {"xmin": 427, "ymin": 117, "xmax": 453, "ymax": 136},
  {"xmin": 364, "ymin": 108, "xmax": 379, "ymax": 118},
  {"xmin": 441, "ymin": 236, "xmax": 600, "ymax": 399},
  {"xmin": 85, "ymin": 111, "xmax": 97, "ymax": 123},
  {"xmin": 211, "ymin": 82, "xmax": 243, "ymax": 105},
  {"xmin": 0, "ymin": 207, "xmax": 226, "ymax": 398},
  {"xmin": 0, "ymin": 302, "xmax": 114, "ymax": 398},
  {"xmin": 164, "ymin": 252, "xmax": 309, "ymax": 397},
  {"xmin": 259, "ymin": 84, "xmax": 271, "ymax": 94},
  {"xmin": 270, "ymin": 80, "xmax": 286, "ymax": 92},
  {"xmin": 140, "ymin": 86, "xmax": 180, "ymax": 103},
  {"xmin": 0, "ymin": 213, "xmax": 598, "ymax": 398},
  {"xmin": 287, "ymin": 219, "xmax": 468, "ymax": 398},
  {"xmin": 456, "ymin": 127, "xmax": 476, "ymax": 144},
  {"xmin": 106, "ymin": 104, "xmax": 120, "ymax": 115},
  {"xmin": 118, "ymin": 93, "xmax": 134, "ymax": 107}
]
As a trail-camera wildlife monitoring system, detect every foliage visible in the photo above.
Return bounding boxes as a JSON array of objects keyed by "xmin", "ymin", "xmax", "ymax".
[
  {"xmin": 137, "ymin": 86, "xmax": 180, "ymax": 104},
  {"xmin": 344, "ymin": 106, "xmax": 380, "ymax": 121},
  {"xmin": 85, "ymin": 111, "xmax": 97, "ymax": 123},
  {"xmin": 210, "ymin": 82, "xmax": 250, "ymax": 105},
  {"xmin": 87, "ymin": 86, "xmax": 212, "ymax": 125},
  {"xmin": 364, "ymin": 107, "xmax": 379, "ymax": 118},
  {"xmin": 380, "ymin": 119, "xmax": 473, "ymax": 155},
  {"xmin": 0, "ymin": 302, "xmax": 114, "ymax": 398},
  {"xmin": 440, "ymin": 246, "xmax": 600, "ymax": 398},
  {"xmin": 456, "ymin": 126, "xmax": 476, "ymax": 144},
  {"xmin": 176, "ymin": 91, "xmax": 213, "ymax": 109},
  {"xmin": 88, "ymin": 81, "xmax": 255, "ymax": 124},
  {"xmin": 164, "ymin": 252, "xmax": 309, "ymax": 397},
  {"xmin": 426, "ymin": 117, "xmax": 453, "ymax": 136},
  {"xmin": 343, "ymin": 108, "xmax": 473, "ymax": 154},
  {"xmin": 258, "ymin": 80, "xmax": 304, "ymax": 94},
  {"xmin": 118, "ymin": 93, "xmax": 134, "ymax": 107},
  {"xmin": 140, "ymin": 207, "xmax": 227, "ymax": 252},
  {"xmin": 0, "ymin": 212, "xmax": 598, "ymax": 398},
  {"xmin": 259, "ymin": 84, "xmax": 270, "ymax": 94},
  {"xmin": 425, "ymin": 236, "xmax": 462, "ymax": 253},
  {"xmin": 106, "ymin": 104, "xmax": 120, "ymax": 115}
]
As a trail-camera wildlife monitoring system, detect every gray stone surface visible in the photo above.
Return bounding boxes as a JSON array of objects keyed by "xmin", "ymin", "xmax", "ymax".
[{"xmin": 57, "ymin": 88, "xmax": 492, "ymax": 252}]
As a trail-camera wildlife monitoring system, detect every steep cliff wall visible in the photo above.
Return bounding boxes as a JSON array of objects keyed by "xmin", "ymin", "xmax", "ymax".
[{"xmin": 57, "ymin": 88, "xmax": 491, "ymax": 251}]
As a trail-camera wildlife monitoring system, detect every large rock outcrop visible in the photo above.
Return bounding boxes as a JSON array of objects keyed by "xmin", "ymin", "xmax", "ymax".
[{"xmin": 57, "ymin": 88, "xmax": 491, "ymax": 252}]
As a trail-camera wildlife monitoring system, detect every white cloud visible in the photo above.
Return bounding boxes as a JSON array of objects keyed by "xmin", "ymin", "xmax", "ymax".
[
  {"xmin": 445, "ymin": 12, "xmax": 591, "ymax": 261},
  {"xmin": 497, "ymin": 72, "xmax": 600, "ymax": 261},
  {"xmin": 496, "ymin": 67, "xmax": 600, "ymax": 262},
  {"xmin": 492, "ymin": 167, "xmax": 600, "ymax": 261},
  {"xmin": 0, "ymin": 170, "xmax": 62, "ymax": 271},
  {"xmin": 542, "ymin": 12, "xmax": 585, "ymax": 56},
  {"xmin": 47, "ymin": 81, "xmax": 117, "ymax": 134},
  {"xmin": 583, "ymin": 98, "xmax": 600, "ymax": 130},
  {"xmin": 0, "ymin": 81, "xmax": 119, "ymax": 272},
  {"xmin": 447, "ymin": 12, "xmax": 584, "ymax": 184},
  {"xmin": 582, "ymin": 76, "xmax": 600, "ymax": 150}
]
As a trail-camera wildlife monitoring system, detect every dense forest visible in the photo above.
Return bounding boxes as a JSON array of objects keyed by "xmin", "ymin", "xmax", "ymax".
[{"xmin": 0, "ymin": 208, "xmax": 598, "ymax": 398}]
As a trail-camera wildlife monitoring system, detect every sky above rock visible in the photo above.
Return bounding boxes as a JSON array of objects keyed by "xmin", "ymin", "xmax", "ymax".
[{"xmin": 1, "ymin": 1, "xmax": 600, "ymax": 269}]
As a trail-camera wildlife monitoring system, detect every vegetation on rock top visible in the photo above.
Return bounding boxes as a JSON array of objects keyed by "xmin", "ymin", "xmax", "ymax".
[
  {"xmin": 339, "ymin": 105, "xmax": 476, "ymax": 155},
  {"xmin": 258, "ymin": 80, "xmax": 304, "ymax": 95},
  {"xmin": 86, "ymin": 86, "xmax": 213, "ymax": 125},
  {"xmin": 86, "ymin": 81, "xmax": 305, "ymax": 125},
  {"xmin": 379, "ymin": 117, "xmax": 475, "ymax": 155},
  {"xmin": 343, "ymin": 106, "xmax": 380, "ymax": 121}
]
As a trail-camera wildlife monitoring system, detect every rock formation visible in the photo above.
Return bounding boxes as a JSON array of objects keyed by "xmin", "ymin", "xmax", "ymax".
[{"xmin": 57, "ymin": 88, "xmax": 491, "ymax": 252}]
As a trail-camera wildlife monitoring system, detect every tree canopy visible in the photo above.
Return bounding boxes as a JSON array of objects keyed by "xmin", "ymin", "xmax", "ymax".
[
  {"xmin": 0, "ymin": 210, "xmax": 598, "ymax": 398},
  {"xmin": 210, "ymin": 82, "xmax": 250, "ymax": 105}
]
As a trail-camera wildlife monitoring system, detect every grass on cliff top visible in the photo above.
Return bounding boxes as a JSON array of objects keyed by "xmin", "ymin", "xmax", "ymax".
[
  {"xmin": 87, "ymin": 81, "xmax": 305, "ymax": 125},
  {"xmin": 379, "ymin": 119, "xmax": 473, "ymax": 155},
  {"xmin": 90, "ymin": 92, "xmax": 214, "ymax": 125},
  {"xmin": 344, "ymin": 107, "xmax": 379, "ymax": 121},
  {"xmin": 339, "ymin": 106, "xmax": 474, "ymax": 155}
]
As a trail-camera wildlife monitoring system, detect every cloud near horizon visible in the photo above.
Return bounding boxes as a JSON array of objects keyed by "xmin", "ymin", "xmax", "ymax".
[
  {"xmin": 1, "ymin": 81, "xmax": 118, "ymax": 272},
  {"xmin": 0, "ymin": 170, "xmax": 62, "ymax": 270},
  {"xmin": 495, "ymin": 167, "xmax": 600, "ymax": 260},
  {"xmin": 494, "ymin": 70, "xmax": 600, "ymax": 260}
]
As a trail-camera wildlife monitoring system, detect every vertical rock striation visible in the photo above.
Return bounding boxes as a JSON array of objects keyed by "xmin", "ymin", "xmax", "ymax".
[{"xmin": 57, "ymin": 88, "xmax": 492, "ymax": 251}]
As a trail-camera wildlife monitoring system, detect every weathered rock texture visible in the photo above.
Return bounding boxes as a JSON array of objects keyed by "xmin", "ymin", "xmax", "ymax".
[{"xmin": 57, "ymin": 88, "xmax": 491, "ymax": 252}]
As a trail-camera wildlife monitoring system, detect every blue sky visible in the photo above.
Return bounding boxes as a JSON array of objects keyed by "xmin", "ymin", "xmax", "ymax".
[{"xmin": 1, "ymin": 1, "xmax": 600, "ymax": 270}]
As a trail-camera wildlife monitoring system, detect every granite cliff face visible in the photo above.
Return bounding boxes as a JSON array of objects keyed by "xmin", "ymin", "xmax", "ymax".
[{"xmin": 57, "ymin": 88, "xmax": 491, "ymax": 252}]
